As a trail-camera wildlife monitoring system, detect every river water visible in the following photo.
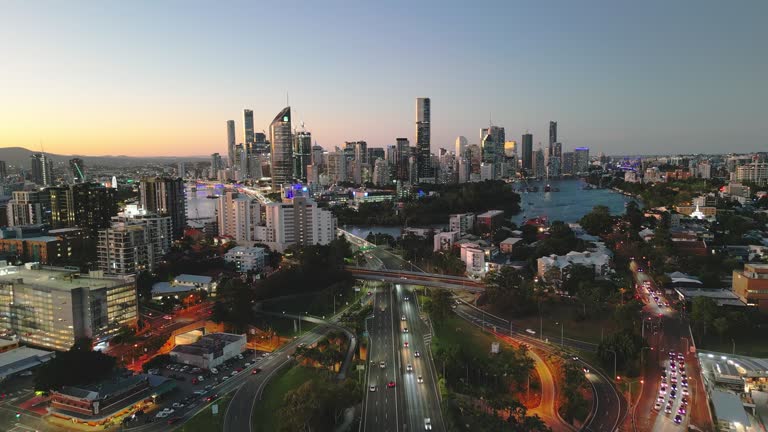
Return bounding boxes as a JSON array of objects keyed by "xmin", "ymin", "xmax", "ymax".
[{"xmin": 188, "ymin": 179, "xmax": 634, "ymax": 236}]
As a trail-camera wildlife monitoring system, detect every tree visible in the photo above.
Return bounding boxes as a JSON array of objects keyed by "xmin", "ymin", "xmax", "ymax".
[
  {"xmin": 142, "ymin": 354, "xmax": 172, "ymax": 372},
  {"xmin": 136, "ymin": 271, "xmax": 156, "ymax": 301},
  {"xmin": 483, "ymin": 267, "xmax": 535, "ymax": 315},
  {"xmin": 424, "ymin": 289, "xmax": 452, "ymax": 326},
  {"xmin": 35, "ymin": 347, "xmax": 117, "ymax": 391},
  {"xmin": 580, "ymin": 205, "xmax": 614, "ymax": 236},
  {"xmin": 690, "ymin": 297, "xmax": 718, "ymax": 339},
  {"xmin": 713, "ymin": 317, "xmax": 730, "ymax": 342}
]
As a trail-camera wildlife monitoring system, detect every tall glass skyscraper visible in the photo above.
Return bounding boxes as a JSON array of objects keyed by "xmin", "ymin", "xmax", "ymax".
[
  {"xmin": 521, "ymin": 133, "xmax": 533, "ymax": 171},
  {"xmin": 416, "ymin": 97, "xmax": 432, "ymax": 180},
  {"xmin": 270, "ymin": 107, "xmax": 293, "ymax": 189},
  {"xmin": 227, "ymin": 120, "xmax": 236, "ymax": 168},
  {"xmin": 293, "ymin": 131, "xmax": 312, "ymax": 182},
  {"xmin": 243, "ymin": 109, "xmax": 255, "ymax": 144}
]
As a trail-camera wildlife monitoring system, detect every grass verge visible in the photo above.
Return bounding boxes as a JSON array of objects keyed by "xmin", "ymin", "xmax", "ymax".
[
  {"xmin": 252, "ymin": 366, "xmax": 322, "ymax": 432},
  {"xmin": 177, "ymin": 393, "xmax": 233, "ymax": 432}
]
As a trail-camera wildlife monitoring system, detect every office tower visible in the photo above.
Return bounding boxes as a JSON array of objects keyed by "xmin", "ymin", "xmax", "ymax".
[
  {"xmin": 290, "ymin": 131, "xmax": 311, "ymax": 183},
  {"xmin": 455, "ymin": 136, "xmax": 468, "ymax": 157},
  {"xmin": 0, "ymin": 161, "xmax": 7, "ymax": 180},
  {"xmin": 574, "ymin": 147, "xmax": 590, "ymax": 174},
  {"xmin": 69, "ymin": 158, "xmax": 85, "ymax": 183},
  {"xmin": 396, "ymin": 138, "xmax": 410, "ymax": 181},
  {"xmin": 98, "ymin": 211, "xmax": 172, "ymax": 276},
  {"xmin": 177, "ymin": 161, "xmax": 186, "ymax": 179},
  {"xmin": 243, "ymin": 109, "xmax": 255, "ymax": 145},
  {"xmin": 504, "ymin": 141, "xmax": 517, "ymax": 158},
  {"xmin": 368, "ymin": 147, "xmax": 385, "ymax": 165},
  {"xmin": 457, "ymin": 157, "xmax": 470, "ymax": 183},
  {"xmin": 562, "ymin": 152, "xmax": 575, "ymax": 175},
  {"xmin": 270, "ymin": 107, "xmax": 293, "ymax": 189},
  {"xmin": 533, "ymin": 146, "xmax": 546, "ymax": 178},
  {"xmin": 408, "ymin": 156, "xmax": 418, "ymax": 184},
  {"xmin": 521, "ymin": 133, "xmax": 533, "ymax": 171},
  {"xmin": 416, "ymin": 97, "xmax": 432, "ymax": 180},
  {"xmin": 327, "ymin": 151, "xmax": 347, "ymax": 183},
  {"xmin": 553, "ymin": 142, "xmax": 562, "ymax": 160},
  {"xmin": 373, "ymin": 159, "xmax": 390, "ymax": 186},
  {"xmin": 139, "ymin": 177, "xmax": 186, "ymax": 239},
  {"xmin": 252, "ymin": 132, "xmax": 268, "ymax": 155},
  {"xmin": 70, "ymin": 183, "xmax": 118, "ymax": 236},
  {"xmin": 311, "ymin": 145, "xmax": 324, "ymax": 167},
  {"xmin": 0, "ymin": 266, "xmax": 137, "ymax": 351},
  {"xmin": 263, "ymin": 196, "xmax": 337, "ymax": 252},
  {"xmin": 348, "ymin": 141, "xmax": 367, "ymax": 164},
  {"xmin": 227, "ymin": 120, "xmax": 236, "ymax": 168},
  {"xmin": 549, "ymin": 121, "xmax": 557, "ymax": 154},
  {"xmin": 466, "ymin": 144, "xmax": 482, "ymax": 174},
  {"xmin": 386, "ymin": 145, "xmax": 397, "ymax": 165},
  {"xmin": 211, "ymin": 153, "xmax": 223, "ymax": 177},
  {"xmin": 232, "ymin": 144, "xmax": 247, "ymax": 180},
  {"xmin": 217, "ymin": 190, "xmax": 261, "ymax": 244}
]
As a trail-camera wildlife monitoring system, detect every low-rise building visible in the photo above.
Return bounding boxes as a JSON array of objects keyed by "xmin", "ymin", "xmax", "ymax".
[
  {"xmin": 537, "ymin": 250, "xmax": 612, "ymax": 281},
  {"xmin": 476, "ymin": 210, "xmax": 505, "ymax": 233},
  {"xmin": 433, "ymin": 231, "xmax": 459, "ymax": 252},
  {"xmin": 459, "ymin": 243, "xmax": 485, "ymax": 276},
  {"xmin": 732, "ymin": 263, "xmax": 768, "ymax": 312},
  {"xmin": 449, "ymin": 213, "xmax": 476, "ymax": 235},
  {"xmin": 151, "ymin": 274, "xmax": 217, "ymax": 300},
  {"xmin": 170, "ymin": 332, "xmax": 246, "ymax": 369},
  {"xmin": 224, "ymin": 246, "xmax": 266, "ymax": 273},
  {"xmin": 499, "ymin": 237, "xmax": 523, "ymax": 254},
  {"xmin": 0, "ymin": 344, "xmax": 55, "ymax": 381}
]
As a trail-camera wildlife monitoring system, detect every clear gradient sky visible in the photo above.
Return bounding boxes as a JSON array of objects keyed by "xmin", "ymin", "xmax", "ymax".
[{"xmin": 1, "ymin": 0, "xmax": 766, "ymax": 157}]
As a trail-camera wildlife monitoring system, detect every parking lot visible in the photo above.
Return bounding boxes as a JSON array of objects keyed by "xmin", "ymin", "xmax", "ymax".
[{"xmin": 124, "ymin": 348, "xmax": 274, "ymax": 427}]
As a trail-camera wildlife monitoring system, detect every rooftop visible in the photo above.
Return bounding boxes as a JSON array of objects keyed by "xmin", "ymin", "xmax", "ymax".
[
  {"xmin": 171, "ymin": 332, "xmax": 244, "ymax": 356},
  {"xmin": 477, "ymin": 210, "xmax": 504, "ymax": 218},
  {"xmin": 0, "ymin": 265, "xmax": 131, "ymax": 292},
  {"xmin": 500, "ymin": 237, "xmax": 524, "ymax": 245},
  {"xmin": 58, "ymin": 374, "xmax": 148, "ymax": 401},
  {"xmin": 174, "ymin": 274, "xmax": 212, "ymax": 284},
  {"xmin": 0, "ymin": 346, "xmax": 55, "ymax": 379},
  {"xmin": 710, "ymin": 390, "xmax": 751, "ymax": 427}
]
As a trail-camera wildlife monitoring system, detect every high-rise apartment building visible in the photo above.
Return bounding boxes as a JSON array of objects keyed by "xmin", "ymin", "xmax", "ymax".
[
  {"xmin": 98, "ymin": 211, "xmax": 172, "ymax": 276},
  {"xmin": 226, "ymin": 120, "xmax": 236, "ymax": 168},
  {"xmin": 373, "ymin": 159, "xmax": 390, "ymax": 186},
  {"xmin": 0, "ymin": 264, "xmax": 137, "ymax": 351},
  {"xmin": 7, "ymin": 191, "xmax": 48, "ymax": 226},
  {"xmin": 293, "ymin": 131, "xmax": 312, "ymax": 182},
  {"xmin": 549, "ymin": 121, "xmax": 557, "ymax": 153},
  {"xmin": 69, "ymin": 158, "xmax": 85, "ymax": 183},
  {"xmin": 30, "ymin": 153, "xmax": 54, "ymax": 186},
  {"xmin": 243, "ymin": 109, "xmax": 255, "ymax": 145},
  {"xmin": 211, "ymin": 153, "xmax": 223, "ymax": 177},
  {"xmin": 562, "ymin": 152, "xmax": 575, "ymax": 175},
  {"xmin": 533, "ymin": 147, "xmax": 546, "ymax": 178},
  {"xmin": 327, "ymin": 151, "xmax": 347, "ymax": 183},
  {"xmin": 263, "ymin": 196, "xmax": 337, "ymax": 252},
  {"xmin": 0, "ymin": 161, "xmax": 7, "ymax": 180},
  {"xmin": 217, "ymin": 190, "xmax": 261, "ymax": 244},
  {"xmin": 574, "ymin": 147, "xmax": 590, "ymax": 174},
  {"xmin": 396, "ymin": 138, "xmax": 410, "ymax": 181},
  {"xmin": 735, "ymin": 161, "xmax": 768, "ymax": 185},
  {"xmin": 139, "ymin": 177, "xmax": 186, "ymax": 239},
  {"xmin": 521, "ymin": 133, "xmax": 533, "ymax": 172},
  {"xmin": 416, "ymin": 98, "xmax": 432, "ymax": 180},
  {"xmin": 70, "ymin": 183, "xmax": 118, "ymax": 236},
  {"xmin": 270, "ymin": 107, "xmax": 293, "ymax": 189}
]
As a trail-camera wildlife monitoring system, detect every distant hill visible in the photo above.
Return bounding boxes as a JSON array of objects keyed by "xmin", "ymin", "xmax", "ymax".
[{"xmin": 0, "ymin": 147, "xmax": 208, "ymax": 168}]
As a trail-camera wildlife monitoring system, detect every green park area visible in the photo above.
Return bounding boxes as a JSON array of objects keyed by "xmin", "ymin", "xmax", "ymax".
[
  {"xmin": 252, "ymin": 366, "xmax": 321, "ymax": 432},
  {"xmin": 507, "ymin": 299, "xmax": 619, "ymax": 346}
]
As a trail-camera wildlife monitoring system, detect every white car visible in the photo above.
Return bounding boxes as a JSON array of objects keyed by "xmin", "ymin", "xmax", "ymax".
[
  {"xmin": 379, "ymin": 361, "xmax": 386, "ymax": 369},
  {"xmin": 369, "ymin": 385, "xmax": 377, "ymax": 392},
  {"xmin": 407, "ymin": 364, "xmax": 413, "ymax": 372},
  {"xmin": 210, "ymin": 368, "xmax": 219, "ymax": 375},
  {"xmin": 424, "ymin": 418, "xmax": 432, "ymax": 430},
  {"xmin": 417, "ymin": 375, "xmax": 423, "ymax": 383}
]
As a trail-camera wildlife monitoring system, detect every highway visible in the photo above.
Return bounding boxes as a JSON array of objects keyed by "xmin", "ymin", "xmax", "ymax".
[{"xmin": 630, "ymin": 260, "xmax": 713, "ymax": 432}]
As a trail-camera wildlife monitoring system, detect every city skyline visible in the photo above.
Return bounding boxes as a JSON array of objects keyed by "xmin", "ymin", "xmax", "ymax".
[{"xmin": 1, "ymin": 1, "xmax": 766, "ymax": 157}]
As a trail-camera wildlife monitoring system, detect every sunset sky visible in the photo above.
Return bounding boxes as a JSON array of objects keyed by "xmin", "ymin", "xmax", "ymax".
[{"xmin": 1, "ymin": 0, "xmax": 766, "ymax": 157}]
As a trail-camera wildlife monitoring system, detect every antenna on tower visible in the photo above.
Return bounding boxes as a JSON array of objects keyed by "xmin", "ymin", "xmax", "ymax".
[{"xmin": 286, "ymin": 92, "xmax": 289, "ymax": 107}]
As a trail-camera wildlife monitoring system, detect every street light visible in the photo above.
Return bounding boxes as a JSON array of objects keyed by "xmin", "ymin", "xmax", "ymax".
[
  {"xmin": 606, "ymin": 349, "xmax": 617, "ymax": 381},
  {"xmin": 555, "ymin": 321, "xmax": 564, "ymax": 346}
]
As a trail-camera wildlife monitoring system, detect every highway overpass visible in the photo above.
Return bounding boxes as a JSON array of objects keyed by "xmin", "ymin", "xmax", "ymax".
[{"xmin": 346, "ymin": 266, "xmax": 485, "ymax": 292}]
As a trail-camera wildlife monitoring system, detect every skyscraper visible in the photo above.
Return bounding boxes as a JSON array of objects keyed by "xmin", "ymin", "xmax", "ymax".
[
  {"xmin": 416, "ymin": 97, "xmax": 432, "ymax": 180},
  {"xmin": 293, "ymin": 131, "xmax": 312, "ymax": 182},
  {"xmin": 139, "ymin": 177, "xmax": 186, "ymax": 239},
  {"xmin": 396, "ymin": 138, "xmax": 410, "ymax": 181},
  {"xmin": 549, "ymin": 121, "xmax": 557, "ymax": 153},
  {"xmin": 455, "ymin": 136, "xmax": 468, "ymax": 157},
  {"xmin": 69, "ymin": 158, "xmax": 85, "ymax": 183},
  {"xmin": 270, "ymin": 107, "xmax": 293, "ymax": 189},
  {"xmin": 211, "ymin": 153, "xmax": 223, "ymax": 177},
  {"xmin": 30, "ymin": 153, "xmax": 53, "ymax": 186},
  {"xmin": 226, "ymin": 120, "xmax": 236, "ymax": 168},
  {"xmin": 574, "ymin": 147, "xmax": 590, "ymax": 174},
  {"xmin": 253, "ymin": 132, "xmax": 269, "ymax": 156},
  {"xmin": 263, "ymin": 196, "xmax": 337, "ymax": 253},
  {"xmin": 243, "ymin": 109, "xmax": 255, "ymax": 145},
  {"xmin": 0, "ymin": 160, "xmax": 7, "ymax": 180},
  {"xmin": 217, "ymin": 190, "xmax": 261, "ymax": 244},
  {"xmin": 521, "ymin": 133, "xmax": 533, "ymax": 171}
]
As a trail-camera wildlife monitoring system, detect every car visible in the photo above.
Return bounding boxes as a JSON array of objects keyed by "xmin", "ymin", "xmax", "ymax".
[
  {"xmin": 677, "ymin": 353, "xmax": 685, "ymax": 360},
  {"xmin": 167, "ymin": 417, "xmax": 182, "ymax": 425},
  {"xmin": 401, "ymin": 315, "xmax": 406, "ymax": 321},
  {"xmin": 244, "ymin": 362, "xmax": 252, "ymax": 367},
  {"xmin": 403, "ymin": 327, "xmax": 409, "ymax": 333},
  {"xmin": 236, "ymin": 368, "xmax": 243, "ymax": 373},
  {"xmin": 661, "ymin": 372, "xmax": 667, "ymax": 379},
  {"xmin": 230, "ymin": 371, "xmax": 237, "ymax": 377},
  {"xmin": 657, "ymin": 395, "xmax": 665, "ymax": 403},
  {"xmin": 221, "ymin": 376, "xmax": 229, "ymax": 381},
  {"xmin": 671, "ymin": 383, "xmax": 677, "ymax": 390},
  {"xmin": 380, "ymin": 361, "xmax": 386, "ymax": 369},
  {"xmin": 670, "ymin": 389, "xmax": 677, "ymax": 399},
  {"xmin": 678, "ymin": 407, "xmax": 687, "ymax": 415},
  {"xmin": 205, "ymin": 385, "xmax": 213, "ymax": 390},
  {"xmin": 417, "ymin": 375, "xmax": 423, "ymax": 383},
  {"xmin": 681, "ymin": 396, "xmax": 689, "ymax": 405},
  {"xmin": 407, "ymin": 364, "xmax": 413, "ymax": 372},
  {"xmin": 191, "ymin": 378, "xmax": 198, "ymax": 385},
  {"xmin": 369, "ymin": 385, "xmax": 377, "ymax": 392},
  {"xmin": 210, "ymin": 368, "xmax": 218, "ymax": 374},
  {"xmin": 682, "ymin": 388, "xmax": 689, "ymax": 396},
  {"xmin": 197, "ymin": 375, "xmax": 205, "ymax": 382},
  {"xmin": 171, "ymin": 402, "xmax": 184, "ymax": 408},
  {"xmin": 191, "ymin": 367, "xmax": 202, "ymax": 373},
  {"xmin": 236, "ymin": 354, "xmax": 243, "ymax": 360},
  {"xmin": 251, "ymin": 368, "xmax": 262, "ymax": 375},
  {"xmin": 424, "ymin": 418, "xmax": 432, "ymax": 430},
  {"xmin": 661, "ymin": 378, "xmax": 667, "ymax": 385},
  {"xmin": 415, "ymin": 351, "xmax": 421, "ymax": 358},
  {"xmin": 653, "ymin": 402, "xmax": 662, "ymax": 411},
  {"xmin": 206, "ymin": 394, "xmax": 219, "ymax": 402},
  {"xmin": 155, "ymin": 412, "xmax": 168, "ymax": 419},
  {"xmin": 148, "ymin": 368, "xmax": 159, "ymax": 375},
  {"xmin": 387, "ymin": 381, "xmax": 396, "ymax": 388},
  {"xmin": 163, "ymin": 315, "xmax": 173, "ymax": 320},
  {"xmin": 665, "ymin": 404, "xmax": 673, "ymax": 414},
  {"xmin": 659, "ymin": 387, "xmax": 666, "ymax": 395},
  {"xmin": 403, "ymin": 341, "xmax": 409, "ymax": 348},
  {"xmin": 682, "ymin": 379, "xmax": 688, "ymax": 387},
  {"xmin": 674, "ymin": 414, "xmax": 682, "ymax": 424},
  {"xmin": 193, "ymin": 390, "xmax": 206, "ymax": 395},
  {"xmin": 404, "ymin": 296, "xmax": 410, "ymax": 301}
]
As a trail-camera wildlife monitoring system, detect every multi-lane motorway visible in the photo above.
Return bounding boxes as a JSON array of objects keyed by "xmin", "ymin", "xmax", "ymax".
[{"xmin": 362, "ymin": 284, "xmax": 444, "ymax": 432}]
